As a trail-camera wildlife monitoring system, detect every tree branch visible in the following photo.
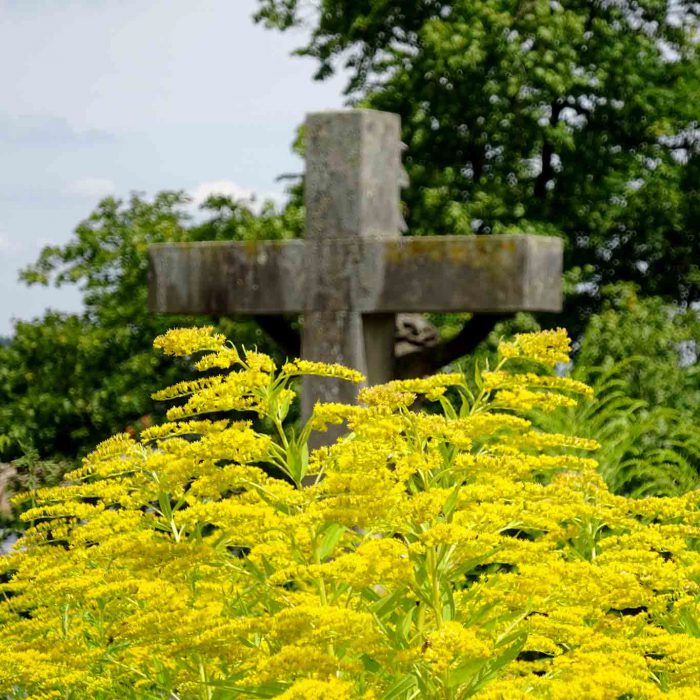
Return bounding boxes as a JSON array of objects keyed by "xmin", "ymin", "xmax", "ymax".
[
  {"xmin": 394, "ymin": 314, "xmax": 505, "ymax": 379},
  {"xmin": 256, "ymin": 312, "xmax": 506, "ymax": 379}
]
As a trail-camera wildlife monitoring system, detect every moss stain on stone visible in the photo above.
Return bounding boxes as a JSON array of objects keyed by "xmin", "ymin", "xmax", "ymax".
[{"xmin": 384, "ymin": 235, "xmax": 520, "ymax": 271}]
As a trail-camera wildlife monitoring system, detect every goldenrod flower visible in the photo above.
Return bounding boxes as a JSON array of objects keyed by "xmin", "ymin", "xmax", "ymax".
[
  {"xmin": 2, "ymin": 327, "xmax": 698, "ymax": 699},
  {"xmin": 282, "ymin": 359, "xmax": 364, "ymax": 383},
  {"xmin": 153, "ymin": 325, "xmax": 227, "ymax": 356}
]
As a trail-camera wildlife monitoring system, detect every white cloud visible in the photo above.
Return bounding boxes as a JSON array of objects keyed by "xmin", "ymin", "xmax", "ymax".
[
  {"xmin": 188, "ymin": 180, "xmax": 285, "ymax": 214},
  {"xmin": 65, "ymin": 177, "xmax": 116, "ymax": 199},
  {"xmin": 189, "ymin": 180, "xmax": 257, "ymax": 207}
]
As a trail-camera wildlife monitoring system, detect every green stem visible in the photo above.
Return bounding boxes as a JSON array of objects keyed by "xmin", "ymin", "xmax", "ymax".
[
  {"xmin": 273, "ymin": 417, "xmax": 289, "ymax": 450},
  {"xmin": 428, "ymin": 548, "xmax": 443, "ymax": 629},
  {"xmin": 170, "ymin": 517, "xmax": 181, "ymax": 543}
]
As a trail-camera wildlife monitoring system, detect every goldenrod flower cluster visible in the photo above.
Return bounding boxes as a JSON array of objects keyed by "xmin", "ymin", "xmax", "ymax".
[
  {"xmin": 282, "ymin": 359, "xmax": 365, "ymax": 384},
  {"xmin": 1, "ymin": 327, "xmax": 699, "ymax": 699},
  {"xmin": 498, "ymin": 328, "xmax": 571, "ymax": 367}
]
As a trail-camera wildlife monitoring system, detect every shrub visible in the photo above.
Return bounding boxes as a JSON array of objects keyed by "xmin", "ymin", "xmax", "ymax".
[
  {"xmin": 535, "ymin": 363, "xmax": 700, "ymax": 498},
  {"xmin": 1, "ymin": 328, "xmax": 699, "ymax": 699}
]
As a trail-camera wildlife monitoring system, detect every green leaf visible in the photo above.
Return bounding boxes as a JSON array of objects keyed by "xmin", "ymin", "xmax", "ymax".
[
  {"xmin": 360, "ymin": 653, "xmax": 382, "ymax": 673},
  {"xmin": 397, "ymin": 605, "xmax": 415, "ymax": 645},
  {"xmin": 445, "ymin": 658, "xmax": 486, "ymax": 689},
  {"xmin": 158, "ymin": 492, "xmax": 172, "ymax": 520},
  {"xmin": 463, "ymin": 632, "xmax": 527, "ymax": 695},
  {"xmin": 381, "ymin": 672, "xmax": 419, "ymax": 700},
  {"xmin": 442, "ymin": 483, "xmax": 462, "ymax": 519},
  {"xmin": 318, "ymin": 522, "xmax": 345, "ymax": 561},
  {"xmin": 369, "ymin": 588, "xmax": 405, "ymax": 619}
]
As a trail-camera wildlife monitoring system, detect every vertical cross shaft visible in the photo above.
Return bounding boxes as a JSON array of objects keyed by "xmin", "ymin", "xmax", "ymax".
[{"xmin": 302, "ymin": 110, "xmax": 404, "ymax": 421}]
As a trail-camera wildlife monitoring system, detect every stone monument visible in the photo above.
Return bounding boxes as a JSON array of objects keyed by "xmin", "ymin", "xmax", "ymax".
[{"xmin": 149, "ymin": 109, "xmax": 562, "ymax": 420}]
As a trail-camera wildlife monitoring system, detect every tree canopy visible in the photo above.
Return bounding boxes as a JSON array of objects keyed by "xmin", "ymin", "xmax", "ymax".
[{"xmin": 256, "ymin": 0, "xmax": 700, "ymax": 329}]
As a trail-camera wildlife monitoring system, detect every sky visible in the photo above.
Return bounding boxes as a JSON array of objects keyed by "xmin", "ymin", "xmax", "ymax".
[{"xmin": 0, "ymin": 0, "xmax": 346, "ymax": 336}]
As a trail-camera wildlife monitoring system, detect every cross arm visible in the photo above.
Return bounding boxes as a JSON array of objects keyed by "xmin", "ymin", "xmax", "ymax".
[
  {"xmin": 148, "ymin": 240, "xmax": 307, "ymax": 315},
  {"xmin": 357, "ymin": 234, "xmax": 563, "ymax": 313}
]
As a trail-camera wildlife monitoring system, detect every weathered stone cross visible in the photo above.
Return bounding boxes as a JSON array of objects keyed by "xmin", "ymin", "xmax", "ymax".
[{"xmin": 149, "ymin": 110, "xmax": 562, "ymax": 420}]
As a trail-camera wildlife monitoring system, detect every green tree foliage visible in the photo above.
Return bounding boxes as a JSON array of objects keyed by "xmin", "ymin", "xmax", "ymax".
[
  {"xmin": 0, "ymin": 192, "xmax": 302, "ymax": 462},
  {"xmin": 574, "ymin": 284, "xmax": 700, "ymax": 414},
  {"xmin": 256, "ymin": 0, "xmax": 700, "ymax": 327}
]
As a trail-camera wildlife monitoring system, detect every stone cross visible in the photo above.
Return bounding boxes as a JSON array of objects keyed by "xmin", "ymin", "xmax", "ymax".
[{"xmin": 149, "ymin": 110, "xmax": 562, "ymax": 420}]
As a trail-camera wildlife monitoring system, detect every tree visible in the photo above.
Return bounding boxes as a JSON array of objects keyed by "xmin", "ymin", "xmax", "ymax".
[
  {"xmin": 0, "ymin": 192, "xmax": 303, "ymax": 461},
  {"xmin": 256, "ymin": 0, "xmax": 700, "ymax": 336}
]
